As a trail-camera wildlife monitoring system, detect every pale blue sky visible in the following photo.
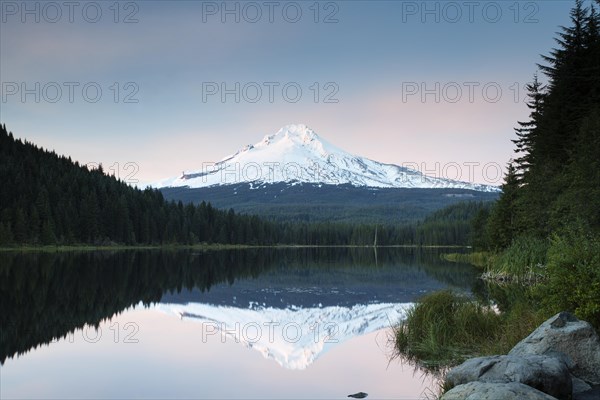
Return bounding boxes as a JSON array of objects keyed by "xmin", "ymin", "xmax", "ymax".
[{"xmin": 0, "ymin": 1, "xmax": 576, "ymax": 184}]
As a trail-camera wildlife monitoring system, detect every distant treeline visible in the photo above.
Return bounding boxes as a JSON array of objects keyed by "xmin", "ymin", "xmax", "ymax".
[
  {"xmin": 161, "ymin": 184, "xmax": 498, "ymax": 225},
  {"xmin": 0, "ymin": 124, "xmax": 490, "ymax": 247}
]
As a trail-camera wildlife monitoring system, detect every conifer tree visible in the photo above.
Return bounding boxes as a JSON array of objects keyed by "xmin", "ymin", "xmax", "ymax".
[
  {"xmin": 486, "ymin": 163, "xmax": 521, "ymax": 249},
  {"xmin": 512, "ymin": 74, "xmax": 545, "ymax": 182}
]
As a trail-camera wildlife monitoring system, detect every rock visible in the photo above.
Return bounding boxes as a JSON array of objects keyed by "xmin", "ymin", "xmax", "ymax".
[
  {"xmin": 573, "ymin": 385, "xmax": 600, "ymax": 400},
  {"xmin": 347, "ymin": 392, "xmax": 368, "ymax": 399},
  {"xmin": 441, "ymin": 382, "xmax": 559, "ymax": 400},
  {"xmin": 509, "ymin": 312, "xmax": 600, "ymax": 385},
  {"xmin": 572, "ymin": 376, "xmax": 592, "ymax": 395},
  {"xmin": 446, "ymin": 355, "xmax": 503, "ymax": 385},
  {"xmin": 445, "ymin": 354, "xmax": 571, "ymax": 399},
  {"xmin": 440, "ymin": 312, "xmax": 600, "ymax": 399}
]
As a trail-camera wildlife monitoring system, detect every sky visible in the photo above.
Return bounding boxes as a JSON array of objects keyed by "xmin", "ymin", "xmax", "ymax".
[{"xmin": 0, "ymin": 0, "xmax": 576, "ymax": 185}]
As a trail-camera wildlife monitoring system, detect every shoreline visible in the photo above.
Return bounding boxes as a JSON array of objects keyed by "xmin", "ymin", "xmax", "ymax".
[{"xmin": 0, "ymin": 244, "xmax": 470, "ymax": 253}]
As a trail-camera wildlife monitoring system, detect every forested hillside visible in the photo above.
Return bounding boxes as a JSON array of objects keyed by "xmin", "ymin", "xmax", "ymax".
[
  {"xmin": 161, "ymin": 183, "xmax": 497, "ymax": 225},
  {"xmin": 481, "ymin": 0, "xmax": 600, "ymax": 327},
  {"xmin": 0, "ymin": 124, "xmax": 490, "ymax": 247},
  {"xmin": 484, "ymin": 0, "xmax": 600, "ymax": 246},
  {"xmin": 0, "ymin": 124, "xmax": 277, "ymax": 246}
]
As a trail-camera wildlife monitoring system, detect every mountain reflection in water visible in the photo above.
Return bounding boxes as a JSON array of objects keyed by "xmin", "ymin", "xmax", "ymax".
[{"xmin": 0, "ymin": 247, "xmax": 478, "ymax": 366}]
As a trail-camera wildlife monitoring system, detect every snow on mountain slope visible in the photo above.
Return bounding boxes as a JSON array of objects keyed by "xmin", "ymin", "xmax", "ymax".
[
  {"xmin": 155, "ymin": 302, "xmax": 412, "ymax": 370},
  {"xmin": 155, "ymin": 124, "xmax": 498, "ymax": 192}
]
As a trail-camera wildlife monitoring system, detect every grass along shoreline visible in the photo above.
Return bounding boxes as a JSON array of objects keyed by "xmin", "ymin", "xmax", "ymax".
[
  {"xmin": 396, "ymin": 228, "xmax": 600, "ymax": 378},
  {"xmin": 440, "ymin": 252, "xmax": 491, "ymax": 268},
  {"xmin": 393, "ymin": 290, "xmax": 545, "ymax": 371}
]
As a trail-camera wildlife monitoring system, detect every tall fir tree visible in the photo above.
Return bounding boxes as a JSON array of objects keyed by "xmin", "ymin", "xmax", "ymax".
[
  {"xmin": 486, "ymin": 163, "xmax": 522, "ymax": 249},
  {"xmin": 512, "ymin": 74, "xmax": 545, "ymax": 182}
]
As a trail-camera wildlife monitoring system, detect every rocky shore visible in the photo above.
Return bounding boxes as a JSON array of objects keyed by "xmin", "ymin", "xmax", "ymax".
[{"xmin": 441, "ymin": 312, "xmax": 600, "ymax": 400}]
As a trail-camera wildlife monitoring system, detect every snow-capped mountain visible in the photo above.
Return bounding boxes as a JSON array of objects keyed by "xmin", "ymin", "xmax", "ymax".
[
  {"xmin": 155, "ymin": 302, "xmax": 412, "ymax": 370},
  {"xmin": 156, "ymin": 124, "xmax": 498, "ymax": 192}
]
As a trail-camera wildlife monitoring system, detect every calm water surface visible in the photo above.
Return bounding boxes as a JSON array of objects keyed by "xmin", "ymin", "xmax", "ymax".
[{"xmin": 0, "ymin": 248, "xmax": 478, "ymax": 399}]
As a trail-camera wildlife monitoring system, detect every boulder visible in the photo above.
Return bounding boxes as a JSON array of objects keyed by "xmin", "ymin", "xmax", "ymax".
[
  {"xmin": 509, "ymin": 312, "xmax": 600, "ymax": 385},
  {"xmin": 573, "ymin": 386, "xmax": 600, "ymax": 400},
  {"xmin": 441, "ymin": 382, "xmax": 559, "ymax": 400},
  {"xmin": 445, "ymin": 354, "xmax": 571, "ymax": 399},
  {"xmin": 571, "ymin": 376, "xmax": 592, "ymax": 395}
]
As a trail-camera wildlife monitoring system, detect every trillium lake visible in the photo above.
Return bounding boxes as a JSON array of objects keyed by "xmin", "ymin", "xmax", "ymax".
[{"xmin": 0, "ymin": 248, "xmax": 479, "ymax": 399}]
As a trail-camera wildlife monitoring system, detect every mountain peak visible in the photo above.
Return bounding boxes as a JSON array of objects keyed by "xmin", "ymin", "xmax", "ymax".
[
  {"xmin": 277, "ymin": 123, "xmax": 314, "ymax": 137},
  {"xmin": 260, "ymin": 124, "xmax": 319, "ymax": 147},
  {"xmin": 156, "ymin": 125, "xmax": 498, "ymax": 192}
]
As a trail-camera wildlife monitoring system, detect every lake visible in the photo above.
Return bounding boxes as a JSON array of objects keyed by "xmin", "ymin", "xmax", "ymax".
[{"xmin": 0, "ymin": 248, "xmax": 479, "ymax": 399}]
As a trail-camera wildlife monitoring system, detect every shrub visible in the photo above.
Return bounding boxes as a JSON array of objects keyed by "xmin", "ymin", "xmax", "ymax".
[{"xmin": 537, "ymin": 227, "xmax": 600, "ymax": 330}]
